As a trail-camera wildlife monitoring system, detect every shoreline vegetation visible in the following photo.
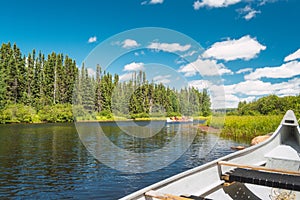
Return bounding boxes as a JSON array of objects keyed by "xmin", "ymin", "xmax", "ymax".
[
  {"xmin": 0, "ymin": 42, "xmax": 211, "ymax": 123},
  {"xmin": 1, "ymin": 42, "xmax": 299, "ymax": 141},
  {"xmin": 0, "ymin": 42, "xmax": 212, "ymax": 125}
]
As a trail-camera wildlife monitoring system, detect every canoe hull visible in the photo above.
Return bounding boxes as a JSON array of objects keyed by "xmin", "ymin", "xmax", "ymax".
[{"xmin": 121, "ymin": 110, "xmax": 300, "ymax": 200}]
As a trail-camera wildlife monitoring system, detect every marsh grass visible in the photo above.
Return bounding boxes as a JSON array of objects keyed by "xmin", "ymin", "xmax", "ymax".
[{"xmin": 219, "ymin": 115, "xmax": 283, "ymax": 141}]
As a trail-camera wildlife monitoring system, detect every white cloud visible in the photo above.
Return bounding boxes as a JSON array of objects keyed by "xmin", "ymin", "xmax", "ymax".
[
  {"xmin": 225, "ymin": 80, "xmax": 272, "ymax": 96},
  {"xmin": 245, "ymin": 61, "xmax": 300, "ymax": 80},
  {"xmin": 193, "ymin": 1, "xmax": 202, "ymax": 10},
  {"xmin": 203, "ymin": 35, "xmax": 266, "ymax": 61},
  {"xmin": 188, "ymin": 80, "xmax": 211, "ymax": 90},
  {"xmin": 236, "ymin": 68, "xmax": 252, "ymax": 74},
  {"xmin": 141, "ymin": 0, "xmax": 163, "ymax": 5},
  {"xmin": 193, "ymin": 0, "xmax": 241, "ymax": 9},
  {"xmin": 153, "ymin": 75, "xmax": 171, "ymax": 84},
  {"xmin": 259, "ymin": 0, "xmax": 278, "ymax": 6},
  {"xmin": 284, "ymin": 49, "xmax": 300, "ymax": 62},
  {"xmin": 119, "ymin": 73, "xmax": 134, "ymax": 81},
  {"xmin": 147, "ymin": 42, "xmax": 191, "ymax": 52},
  {"xmin": 178, "ymin": 58, "xmax": 233, "ymax": 77},
  {"xmin": 189, "ymin": 76, "xmax": 300, "ymax": 108},
  {"xmin": 123, "ymin": 62, "xmax": 145, "ymax": 72},
  {"xmin": 224, "ymin": 95, "xmax": 256, "ymax": 108},
  {"xmin": 134, "ymin": 51, "xmax": 145, "ymax": 56},
  {"xmin": 238, "ymin": 6, "xmax": 261, "ymax": 20},
  {"xmin": 122, "ymin": 39, "xmax": 140, "ymax": 49},
  {"xmin": 244, "ymin": 9, "xmax": 261, "ymax": 20},
  {"xmin": 87, "ymin": 68, "xmax": 96, "ymax": 77},
  {"xmin": 149, "ymin": 0, "xmax": 163, "ymax": 4},
  {"xmin": 181, "ymin": 50, "xmax": 197, "ymax": 58},
  {"xmin": 175, "ymin": 58, "xmax": 186, "ymax": 65},
  {"xmin": 272, "ymin": 78, "xmax": 300, "ymax": 96},
  {"xmin": 225, "ymin": 78, "xmax": 300, "ymax": 97},
  {"xmin": 88, "ymin": 36, "xmax": 97, "ymax": 43}
]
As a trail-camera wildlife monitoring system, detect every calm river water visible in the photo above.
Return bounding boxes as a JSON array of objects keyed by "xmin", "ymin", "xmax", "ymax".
[{"xmin": 0, "ymin": 122, "xmax": 247, "ymax": 199}]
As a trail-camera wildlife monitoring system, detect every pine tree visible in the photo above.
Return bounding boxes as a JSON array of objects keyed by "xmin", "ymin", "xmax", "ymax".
[
  {"xmin": 81, "ymin": 65, "xmax": 95, "ymax": 112},
  {"xmin": 201, "ymin": 88, "xmax": 211, "ymax": 116},
  {"xmin": 32, "ymin": 51, "xmax": 44, "ymax": 109},
  {"xmin": 95, "ymin": 64, "xmax": 102, "ymax": 112},
  {"xmin": 0, "ymin": 69, "xmax": 6, "ymax": 109},
  {"xmin": 64, "ymin": 56, "xmax": 78, "ymax": 104},
  {"xmin": 23, "ymin": 51, "xmax": 35, "ymax": 105},
  {"xmin": 43, "ymin": 53, "xmax": 56, "ymax": 105}
]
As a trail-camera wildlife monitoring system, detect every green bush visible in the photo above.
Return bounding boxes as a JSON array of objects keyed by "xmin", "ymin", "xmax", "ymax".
[
  {"xmin": 39, "ymin": 104, "xmax": 73, "ymax": 122},
  {"xmin": 99, "ymin": 110, "xmax": 112, "ymax": 118},
  {"xmin": 166, "ymin": 112, "xmax": 181, "ymax": 118},
  {"xmin": 0, "ymin": 104, "xmax": 38, "ymax": 123},
  {"xmin": 130, "ymin": 112, "xmax": 150, "ymax": 119}
]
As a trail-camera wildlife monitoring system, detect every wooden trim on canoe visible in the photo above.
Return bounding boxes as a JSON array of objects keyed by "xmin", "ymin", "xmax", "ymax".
[
  {"xmin": 218, "ymin": 161, "xmax": 300, "ymax": 176},
  {"xmin": 144, "ymin": 190, "xmax": 192, "ymax": 200}
]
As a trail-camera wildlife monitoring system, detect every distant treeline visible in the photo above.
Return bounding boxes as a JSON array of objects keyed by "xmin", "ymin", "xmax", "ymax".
[
  {"xmin": 228, "ymin": 94, "xmax": 300, "ymax": 116},
  {"xmin": 74, "ymin": 65, "xmax": 211, "ymax": 120},
  {"xmin": 0, "ymin": 43, "xmax": 211, "ymax": 123}
]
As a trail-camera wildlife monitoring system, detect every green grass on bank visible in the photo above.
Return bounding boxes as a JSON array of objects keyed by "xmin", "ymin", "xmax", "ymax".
[{"xmin": 207, "ymin": 115, "xmax": 284, "ymax": 141}]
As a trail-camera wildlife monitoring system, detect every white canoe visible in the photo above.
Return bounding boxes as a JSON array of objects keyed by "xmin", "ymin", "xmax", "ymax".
[{"xmin": 121, "ymin": 110, "xmax": 300, "ymax": 200}]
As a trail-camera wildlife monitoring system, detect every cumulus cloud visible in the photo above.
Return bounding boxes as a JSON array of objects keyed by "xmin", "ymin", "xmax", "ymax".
[
  {"xmin": 122, "ymin": 39, "xmax": 140, "ymax": 49},
  {"xmin": 225, "ymin": 77, "xmax": 300, "ymax": 97},
  {"xmin": 189, "ymin": 76, "xmax": 300, "ymax": 108},
  {"xmin": 188, "ymin": 80, "xmax": 211, "ymax": 90},
  {"xmin": 178, "ymin": 58, "xmax": 233, "ymax": 77},
  {"xmin": 284, "ymin": 49, "xmax": 300, "ymax": 62},
  {"xmin": 203, "ymin": 35, "xmax": 266, "ymax": 61},
  {"xmin": 221, "ymin": 94, "xmax": 256, "ymax": 108},
  {"xmin": 123, "ymin": 62, "xmax": 145, "ymax": 72},
  {"xmin": 237, "ymin": 5, "xmax": 261, "ymax": 20},
  {"xmin": 88, "ymin": 36, "xmax": 97, "ymax": 43},
  {"xmin": 153, "ymin": 75, "xmax": 171, "ymax": 84},
  {"xmin": 236, "ymin": 68, "xmax": 253, "ymax": 74},
  {"xmin": 193, "ymin": 0, "xmax": 241, "ymax": 9},
  {"xmin": 225, "ymin": 80, "xmax": 272, "ymax": 96},
  {"xmin": 245, "ymin": 61, "xmax": 300, "ymax": 80},
  {"xmin": 147, "ymin": 42, "xmax": 191, "ymax": 52}
]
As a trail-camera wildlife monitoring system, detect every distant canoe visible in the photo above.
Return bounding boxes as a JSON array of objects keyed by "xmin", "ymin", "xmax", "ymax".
[{"xmin": 166, "ymin": 117, "xmax": 193, "ymax": 124}]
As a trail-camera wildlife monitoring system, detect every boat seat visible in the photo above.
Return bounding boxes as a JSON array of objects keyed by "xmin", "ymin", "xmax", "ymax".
[
  {"xmin": 144, "ymin": 190, "xmax": 211, "ymax": 200},
  {"xmin": 264, "ymin": 145, "xmax": 300, "ymax": 171},
  {"xmin": 218, "ymin": 161, "xmax": 300, "ymax": 191}
]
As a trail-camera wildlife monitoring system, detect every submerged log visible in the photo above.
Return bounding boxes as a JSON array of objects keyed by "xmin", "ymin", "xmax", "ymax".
[{"xmin": 231, "ymin": 146, "xmax": 245, "ymax": 150}]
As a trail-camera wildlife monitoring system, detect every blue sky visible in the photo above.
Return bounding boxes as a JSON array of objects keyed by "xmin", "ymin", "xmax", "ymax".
[{"xmin": 1, "ymin": 0, "xmax": 300, "ymax": 108}]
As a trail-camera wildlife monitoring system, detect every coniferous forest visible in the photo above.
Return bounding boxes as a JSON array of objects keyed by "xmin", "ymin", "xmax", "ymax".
[{"xmin": 0, "ymin": 43, "xmax": 211, "ymax": 123}]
